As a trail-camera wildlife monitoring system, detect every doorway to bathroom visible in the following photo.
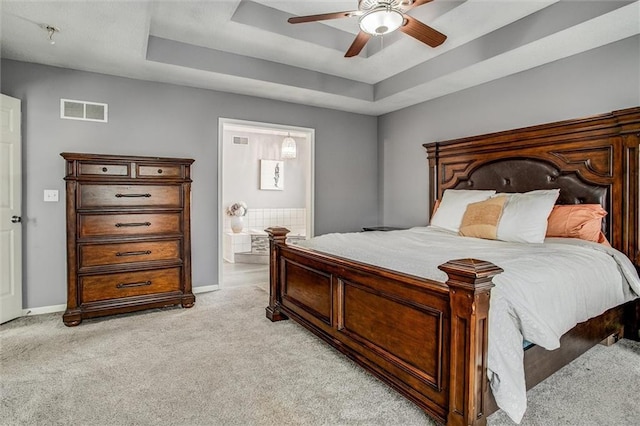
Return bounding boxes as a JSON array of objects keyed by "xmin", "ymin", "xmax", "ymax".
[{"xmin": 218, "ymin": 118, "xmax": 314, "ymax": 288}]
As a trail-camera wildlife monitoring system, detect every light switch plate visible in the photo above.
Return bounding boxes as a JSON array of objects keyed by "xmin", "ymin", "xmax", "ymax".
[{"xmin": 44, "ymin": 189, "xmax": 59, "ymax": 202}]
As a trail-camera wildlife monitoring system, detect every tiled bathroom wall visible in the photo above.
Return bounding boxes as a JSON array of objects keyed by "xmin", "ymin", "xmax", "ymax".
[
  {"xmin": 224, "ymin": 208, "xmax": 306, "ymax": 235},
  {"xmin": 223, "ymin": 208, "xmax": 307, "ymax": 263}
]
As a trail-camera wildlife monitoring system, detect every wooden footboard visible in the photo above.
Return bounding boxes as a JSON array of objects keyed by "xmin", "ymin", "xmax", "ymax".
[{"xmin": 265, "ymin": 227, "xmax": 503, "ymax": 426}]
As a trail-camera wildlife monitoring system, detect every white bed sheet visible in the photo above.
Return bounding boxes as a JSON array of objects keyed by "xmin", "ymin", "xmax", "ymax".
[{"xmin": 298, "ymin": 226, "xmax": 640, "ymax": 423}]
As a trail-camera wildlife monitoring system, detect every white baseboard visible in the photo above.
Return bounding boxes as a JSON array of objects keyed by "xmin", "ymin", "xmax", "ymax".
[
  {"xmin": 193, "ymin": 284, "xmax": 219, "ymax": 294},
  {"xmin": 23, "ymin": 304, "xmax": 66, "ymax": 316},
  {"xmin": 19, "ymin": 286, "xmax": 218, "ymax": 317}
]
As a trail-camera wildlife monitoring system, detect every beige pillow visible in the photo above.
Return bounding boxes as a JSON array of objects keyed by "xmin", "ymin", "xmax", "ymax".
[{"xmin": 459, "ymin": 196, "xmax": 507, "ymax": 239}]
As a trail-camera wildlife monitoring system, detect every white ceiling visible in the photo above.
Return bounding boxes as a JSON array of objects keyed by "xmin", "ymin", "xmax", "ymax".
[{"xmin": 1, "ymin": 1, "xmax": 638, "ymax": 115}]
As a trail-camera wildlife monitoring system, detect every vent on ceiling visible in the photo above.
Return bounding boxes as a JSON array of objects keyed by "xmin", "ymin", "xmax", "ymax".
[
  {"xmin": 60, "ymin": 99, "xmax": 108, "ymax": 122},
  {"xmin": 233, "ymin": 136, "xmax": 249, "ymax": 145}
]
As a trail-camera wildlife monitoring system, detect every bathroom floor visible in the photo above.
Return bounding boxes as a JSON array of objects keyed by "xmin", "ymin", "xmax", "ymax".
[{"xmin": 222, "ymin": 261, "xmax": 269, "ymax": 288}]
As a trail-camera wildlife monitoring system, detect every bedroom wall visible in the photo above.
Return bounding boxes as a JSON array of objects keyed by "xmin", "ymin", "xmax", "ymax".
[
  {"xmin": 378, "ymin": 35, "xmax": 640, "ymax": 227},
  {"xmin": 0, "ymin": 59, "xmax": 378, "ymax": 309}
]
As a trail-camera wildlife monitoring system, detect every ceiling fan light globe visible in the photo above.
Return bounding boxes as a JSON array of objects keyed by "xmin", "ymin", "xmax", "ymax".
[{"xmin": 359, "ymin": 9, "xmax": 404, "ymax": 35}]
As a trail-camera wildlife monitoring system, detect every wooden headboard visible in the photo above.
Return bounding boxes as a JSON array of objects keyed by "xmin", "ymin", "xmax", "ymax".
[{"xmin": 423, "ymin": 107, "xmax": 640, "ymax": 268}]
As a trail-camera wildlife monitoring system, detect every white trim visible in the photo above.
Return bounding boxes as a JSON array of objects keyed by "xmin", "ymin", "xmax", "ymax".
[
  {"xmin": 218, "ymin": 118, "xmax": 315, "ymax": 289},
  {"xmin": 193, "ymin": 284, "xmax": 219, "ymax": 294},
  {"xmin": 20, "ymin": 288, "xmax": 217, "ymax": 317},
  {"xmin": 22, "ymin": 303, "xmax": 66, "ymax": 316}
]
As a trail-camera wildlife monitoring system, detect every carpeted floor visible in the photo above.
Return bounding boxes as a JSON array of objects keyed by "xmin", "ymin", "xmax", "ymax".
[{"xmin": 1, "ymin": 284, "xmax": 639, "ymax": 425}]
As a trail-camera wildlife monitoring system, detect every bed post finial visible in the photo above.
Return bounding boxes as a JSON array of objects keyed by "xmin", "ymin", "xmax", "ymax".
[
  {"xmin": 265, "ymin": 227, "xmax": 290, "ymax": 322},
  {"xmin": 439, "ymin": 258, "xmax": 503, "ymax": 426}
]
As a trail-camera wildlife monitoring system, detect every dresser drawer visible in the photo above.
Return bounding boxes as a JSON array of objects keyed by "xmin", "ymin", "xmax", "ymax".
[
  {"xmin": 81, "ymin": 268, "xmax": 181, "ymax": 303},
  {"xmin": 137, "ymin": 164, "xmax": 182, "ymax": 178},
  {"xmin": 79, "ymin": 213, "xmax": 181, "ymax": 238},
  {"xmin": 79, "ymin": 240, "xmax": 181, "ymax": 268},
  {"xmin": 78, "ymin": 184, "xmax": 181, "ymax": 208},
  {"xmin": 79, "ymin": 162, "xmax": 130, "ymax": 177}
]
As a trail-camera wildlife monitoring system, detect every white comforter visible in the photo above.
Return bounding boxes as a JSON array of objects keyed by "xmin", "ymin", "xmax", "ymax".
[{"xmin": 298, "ymin": 226, "xmax": 640, "ymax": 423}]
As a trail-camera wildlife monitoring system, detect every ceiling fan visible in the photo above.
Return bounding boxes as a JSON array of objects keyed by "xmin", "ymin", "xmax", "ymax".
[{"xmin": 287, "ymin": 0, "xmax": 447, "ymax": 58}]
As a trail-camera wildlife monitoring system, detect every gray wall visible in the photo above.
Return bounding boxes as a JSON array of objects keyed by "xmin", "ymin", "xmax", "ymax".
[
  {"xmin": 378, "ymin": 35, "xmax": 640, "ymax": 227},
  {"xmin": 1, "ymin": 59, "xmax": 378, "ymax": 309}
]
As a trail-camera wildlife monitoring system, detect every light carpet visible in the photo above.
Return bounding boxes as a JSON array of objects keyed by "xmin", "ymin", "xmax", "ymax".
[{"xmin": 1, "ymin": 285, "xmax": 639, "ymax": 425}]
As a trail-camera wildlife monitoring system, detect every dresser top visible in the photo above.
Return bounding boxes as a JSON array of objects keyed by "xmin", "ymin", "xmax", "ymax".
[{"xmin": 61, "ymin": 152, "xmax": 195, "ymax": 164}]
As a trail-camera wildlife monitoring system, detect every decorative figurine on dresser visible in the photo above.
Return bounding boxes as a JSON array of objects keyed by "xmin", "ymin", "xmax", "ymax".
[{"xmin": 61, "ymin": 153, "xmax": 195, "ymax": 326}]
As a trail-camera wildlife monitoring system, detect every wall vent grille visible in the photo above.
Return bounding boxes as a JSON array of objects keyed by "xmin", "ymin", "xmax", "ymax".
[
  {"xmin": 60, "ymin": 99, "xmax": 108, "ymax": 122},
  {"xmin": 233, "ymin": 136, "xmax": 249, "ymax": 145}
]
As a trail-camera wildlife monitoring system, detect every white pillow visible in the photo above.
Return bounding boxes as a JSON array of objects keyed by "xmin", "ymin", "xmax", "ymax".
[
  {"xmin": 496, "ymin": 189, "xmax": 560, "ymax": 243},
  {"xmin": 430, "ymin": 189, "xmax": 496, "ymax": 232}
]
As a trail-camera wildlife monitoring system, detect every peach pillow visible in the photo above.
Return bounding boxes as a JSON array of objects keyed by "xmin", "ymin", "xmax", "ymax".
[
  {"xmin": 459, "ymin": 196, "xmax": 507, "ymax": 240},
  {"xmin": 431, "ymin": 199, "xmax": 440, "ymax": 219},
  {"xmin": 546, "ymin": 204, "xmax": 610, "ymax": 245}
]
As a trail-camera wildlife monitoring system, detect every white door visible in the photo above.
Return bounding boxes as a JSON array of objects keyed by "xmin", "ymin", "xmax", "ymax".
[{"xmin": 0, "ymin": 94, "xmax": 22, "ymax": 323}]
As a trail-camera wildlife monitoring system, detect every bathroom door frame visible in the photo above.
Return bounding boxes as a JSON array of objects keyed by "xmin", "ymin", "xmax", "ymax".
[{"xmin": 217, "ymin": 118, "xmax": 315, "ymax": 288}]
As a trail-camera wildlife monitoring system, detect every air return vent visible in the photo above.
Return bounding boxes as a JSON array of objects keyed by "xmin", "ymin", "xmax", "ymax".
[
  {"xmin": 60, "ymin": 99, "xmax": 108, "ymax": 122},
  {"xmin": 233, "ymin": 136, "xmax": 248, "ymax": 145}
]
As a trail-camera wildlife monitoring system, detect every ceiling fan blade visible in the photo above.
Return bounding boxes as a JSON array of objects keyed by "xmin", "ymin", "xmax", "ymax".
[
  {"xmin": 288, "ymin": 10, "xmax": 358, "ymax": 24},
  {"xmin": 345, "ymin": 31, "xmax": 372, "ymax": 58},
  {"xmin": 400, "ymin": 15, "xmax": 446, "ymax": 47},
  {"xmin": 404, "ymin": 0, "xmax": 434, "ymax": 10}
]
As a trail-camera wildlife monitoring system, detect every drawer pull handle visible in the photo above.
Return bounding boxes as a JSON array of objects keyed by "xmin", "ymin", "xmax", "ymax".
[
  {"xmin": 115, "ymin": 250, "xmax": 152, "ymax": 257},
  {"xmin": 115, "ymin": 193, "xmax": 151, "ymax": 198},
  {"xmin": 116, "ymin": 280, "xmax": 152, "ymax": 289},
  {"xmin": 157, "ymin": 169, "xmax": 163, "ymax": 174},
  {"xmin": 115, "ymin": 222, "xmax": 151, "ymax": 228},
  {"xmin": 102, "ymin": 167, "xmax": 108, "ymax": 172}
]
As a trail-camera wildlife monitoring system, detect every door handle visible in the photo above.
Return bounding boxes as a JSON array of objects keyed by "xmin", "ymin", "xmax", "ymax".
[{"xmin": 11, "ymin": 215, "xmax": 21, "ymax": 223}]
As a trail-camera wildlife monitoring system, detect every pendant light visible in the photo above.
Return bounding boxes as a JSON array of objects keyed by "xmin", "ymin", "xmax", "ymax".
[{"xmin": 281, "ymin": 133, "xmax": 297, "ymax": 159}]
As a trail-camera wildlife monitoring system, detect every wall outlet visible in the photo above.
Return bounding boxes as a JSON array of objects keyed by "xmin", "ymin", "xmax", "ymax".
[{"xmin": 44, "ymin": 189, "xmax": 59, "ymax": 202}]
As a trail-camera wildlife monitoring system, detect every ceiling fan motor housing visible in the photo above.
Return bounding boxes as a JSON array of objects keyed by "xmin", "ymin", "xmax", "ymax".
[{"xmin": 359, "ymin": 0, "xmax": 407, "ymax": 11}]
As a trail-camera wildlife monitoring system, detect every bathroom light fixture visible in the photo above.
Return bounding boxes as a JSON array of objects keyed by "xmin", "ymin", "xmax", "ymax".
[
  {"xmin": 281, "ymin": 133, "xmax": 297, "ymax": 160},
  {"xmin": 44, "ymin": 25, "xmax": 60, "ymax": 45},
  {"xmin": 359, "ymin": 6, "xmax": 404, "ymax": 36}
]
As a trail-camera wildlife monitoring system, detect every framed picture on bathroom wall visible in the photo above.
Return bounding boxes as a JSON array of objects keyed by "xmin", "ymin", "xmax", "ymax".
[{"xmin": 260, "ymin": 160, "xmax": 284, "ymax": 191}]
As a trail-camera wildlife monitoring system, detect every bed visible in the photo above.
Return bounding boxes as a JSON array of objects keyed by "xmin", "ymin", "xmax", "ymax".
[{"xmin": 264, "ymin": 107, "xmax": 640, "ymax": 425}]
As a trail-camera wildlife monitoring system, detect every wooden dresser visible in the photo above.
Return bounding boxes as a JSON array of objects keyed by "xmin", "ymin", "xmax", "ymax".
[{"xmin": 61, "ymin": 153, "xmax": 195, "ymax": 326}]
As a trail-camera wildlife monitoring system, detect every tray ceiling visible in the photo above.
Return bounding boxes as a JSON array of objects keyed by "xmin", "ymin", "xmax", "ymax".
[{"xmin": 1, "ymin": 1, "xmax": 638, "ymax": 115}]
